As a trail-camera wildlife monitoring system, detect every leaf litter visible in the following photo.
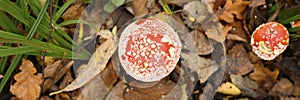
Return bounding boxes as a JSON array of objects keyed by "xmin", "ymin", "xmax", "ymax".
[
  {"xmin": 10, "ymin": 59, "xmax": 42, "ymax": 100},
  {"xmin": 50, "ymin": 36, "xmax": 118, "ymax": 96},
  {"xmin": 5, "ymin": 0, "xmax": 300, "ymax": 99}
]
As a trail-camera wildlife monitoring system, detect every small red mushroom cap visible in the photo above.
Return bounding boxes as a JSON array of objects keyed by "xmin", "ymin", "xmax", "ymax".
[
  {"xmin": 118, "ymin": 18, "xmax": 181, "ymax": 82},
  {"xmin": 251, "ymin": 22, "xmax": 289, "ymax": 60}
]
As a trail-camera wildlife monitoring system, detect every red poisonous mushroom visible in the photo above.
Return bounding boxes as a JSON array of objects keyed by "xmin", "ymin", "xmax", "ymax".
[
  {"xmin": 251, "ymin": 22, "xmax": 289, "ymax": 60},
  {"xmin": 118, "ymin": 18, "xmax": 181, "ymax": 82}
]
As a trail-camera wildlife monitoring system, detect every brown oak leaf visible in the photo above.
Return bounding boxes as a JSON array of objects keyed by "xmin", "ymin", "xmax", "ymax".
[
  {"xmin": 218, "ymin": 0, "xmax": 250, "ymax": 23},
  {"xmin": 249, "ymin": 62, "xmax": 279, "ymax": 88},
  {"xmin": 10, "ymin": 59, "xmax": 42, "ymax": 100}
]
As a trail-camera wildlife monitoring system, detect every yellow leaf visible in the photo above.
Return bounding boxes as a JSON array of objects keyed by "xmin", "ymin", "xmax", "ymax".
[
  {"xmin": 10, "ymin": 59, "xmax": 42, "ymax": 100},
  {"xmin": 217, "ymin": 82, "xmax": 241, "ymax": 96}
]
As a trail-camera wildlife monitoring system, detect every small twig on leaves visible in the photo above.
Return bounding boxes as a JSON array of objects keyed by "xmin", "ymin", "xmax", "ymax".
[{"xmin": 40, "ymin": 0, "xmax": 53, "ymax": 98}]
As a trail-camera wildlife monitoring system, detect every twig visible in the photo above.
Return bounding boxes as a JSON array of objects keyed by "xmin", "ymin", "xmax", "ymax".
[{"xmin": 40, "ymin": 0, "xmax": 53, "ymax": 98}]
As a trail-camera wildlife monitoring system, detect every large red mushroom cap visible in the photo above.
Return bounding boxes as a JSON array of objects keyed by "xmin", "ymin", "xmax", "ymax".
[
  {"xmin": 251, "ymin": 22, "xmax": 289, "ymax": 60},
  {"xmin": 118, "ymin": 18, "xmax": 181, "ymax": 82}
]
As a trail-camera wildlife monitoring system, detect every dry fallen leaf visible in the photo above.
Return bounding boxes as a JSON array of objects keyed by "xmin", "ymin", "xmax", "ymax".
[
  {"xmin": 167, "ymin": 0, "xmax": 194, "ymax": 6},
  {"xmin": 79, "ymin": 72, "xmax": 109, "ymax": 99},
  {"xmin": 59, "ymin": 70, "xmax": 74, "ymax": 89},
  {"xmin": 50, "ymin": 37, "xmax": 118, "ymax": 96},
  {"xmin": 100, "ymin": 60, "xmax": 118, "ymax": 89},
  {"xmin": 42, "ymin": 60, "xmax": 63, "ymax": 93},
  {"xmin": 10, "ymin": 59, "xmax": 42, "ymax": 100},
  {"xmin": 40, "ymin": 96, "xmax": 53, "ymax": 100},
  {"xmin": 249, "ymin": 62, "xmax": 279, "ymax": 84},
  {"xmin": 217, "ymin": 82, "xmax": 241, "ymax": 96},
  {"xmin": 183, "ymin": 1, "xmax": 212, "ymax": 24},
  {"xmin": 280, "ymin": 96, "xmax": 300, "ymax": 100},
  {"xmin": 76, "ymin": 60, "xmax": 119, "ymax": 99},
  {"xmin": 249, "ymin": 0, "xmax": 266, "ymax": 7},
  {"xmin": 269, "ymin": 78, "xmax": 294, "ymax": 96},
  {"xmin": 218, "ymin": 0, "xmax": 250, "ymax": 23},
  {"xmin": 181, "ymin": 52, "xmax": 201, "ymax": 72},
  {"xmin": 204, "ymin": 23, "xmax": 226, "ymax": 43},
  {"xmin": 105, "ymin": 80, "xmax": 125, "ymax": 100},
  {"xmin": 61, "ymin": 4, "xmax": 85, "ymax": 21},
  {"xmin": 124, "ymin": 79, "xmax": 176, "ymax": 100},
  {"xmin": 291, "ymin": 76, "xmax": 300, "ymax": 96},
  {"xmin": 226, "ymin": 34, "xmax": 248, "ymax": 42},
  {"xmin": 191, "ymin": 29, "xmax": 213, "ymax": 55},
  {"xmin": 37, "ymin": 56, "xmax": 55, "ymax": 66},
  {"xmin": 198, "ymin": 57, "xmax": 218, "ymax": 83},
  {"xmin": 132, "ymin": 0, "xmax": 148, "ymax": 16},
  {"xmin": 230, "ymin": 74, "xmax": 266, "ymax": 98},
  {"xmin": 226, "ymin": 44, "xmax": 253, "ymax": 75},
  {"xmin": 227, "ymin": 21, "xmax": 249, "ymax": 42}
]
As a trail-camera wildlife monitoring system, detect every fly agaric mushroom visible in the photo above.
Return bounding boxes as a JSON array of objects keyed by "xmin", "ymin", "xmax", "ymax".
[
  {"xmin": 118, "ymin": 18, "xmax": 181, "ymax": 82},
  {"xmin": 251, "ymin": 22, "xmax": 289, "ymax": 60}
]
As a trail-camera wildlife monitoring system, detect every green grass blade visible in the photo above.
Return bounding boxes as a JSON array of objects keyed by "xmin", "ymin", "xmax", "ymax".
[
  {"xmin": 277, "ymin": 5, "xmax": 300, "ymax": 23},
  {"xmin": 0, "ymin": 39, "xmax": 71, "ymax": 55},
  {"xmin": 0, "ymin": 38, "xmax": 90, "ymax": 59},
  {"xmin": 0, "ymin": 56, "xmax": 8, "ymax": 74},
  {"xmin": 0, "ymin": 12, "xmax": 21, "ymax": 34},
  {"xmin": 288, "ymin": 27, "xmax": 300, "ymax": 32},
  {"xmin": 280, "ymin": 14, "xmax": 300, "ymax": 25},
  {"xmin": 53, "ymin": 0, "xmax": 74, "ymax": 22},
  {"xmin": 0, "ymin": 55, "xmax": 22, "ymax": 93},
  {"xmin": 27, "ymin": 0, "xmax": 50, "ymax": 40},
  {"xmin": 0, "ymin": 0, "xmax": 73, "ymax": 49},
  {"xmin": 19, "ymin": 0, "xmax": 29, "ymax": 18},
  {"xmin": 0, "ymin": 46, "xmax": 41, "ymax": 57},
  {"xmin": 0, "ymin": 0, "xmax": 34, "ymax": 27},
  {"xmin": 58, "ymin": 20, "xmax": 98, "ymax": 31},
  {"xmin": 0, "ymin": 30, "xmax": 26, "ymax": 39}
]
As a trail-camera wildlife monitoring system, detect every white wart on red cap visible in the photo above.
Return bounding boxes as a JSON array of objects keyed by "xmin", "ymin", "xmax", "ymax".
[
  {"xmin": 251, "ymin": 22, "xmax": 289, "ymax": 60},
  {"xmin": 118, "ymin": 18, "xmax": 181, "ymax": 82}
]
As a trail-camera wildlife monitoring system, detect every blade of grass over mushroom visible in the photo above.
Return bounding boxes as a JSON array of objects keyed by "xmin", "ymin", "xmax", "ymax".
[{"xmin": 50, "ymin": 37, "xmax": 118, "ymax": 96}]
